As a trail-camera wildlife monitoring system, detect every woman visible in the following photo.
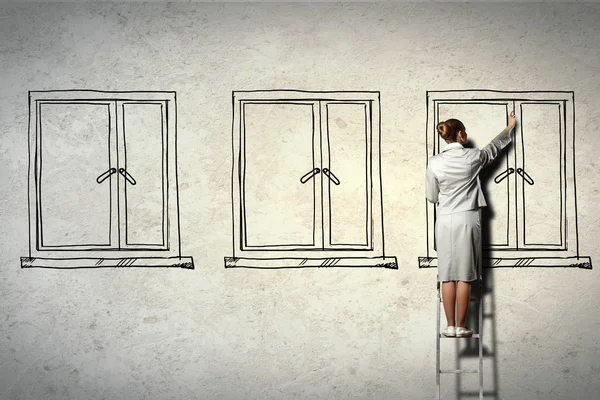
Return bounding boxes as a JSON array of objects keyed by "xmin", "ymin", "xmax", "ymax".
[{"xmin": 426, "ymin": 111, "xmax": 516, "ymax": 337}]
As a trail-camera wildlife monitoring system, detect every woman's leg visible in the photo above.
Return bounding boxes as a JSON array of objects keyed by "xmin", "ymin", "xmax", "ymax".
[
  {"xmin": 441, "ymin": 281, "xmax": 456, "ymax": 326},
  {"xmin": 456, "ymin": 281, "xmax": 471, "ymax": 327}
]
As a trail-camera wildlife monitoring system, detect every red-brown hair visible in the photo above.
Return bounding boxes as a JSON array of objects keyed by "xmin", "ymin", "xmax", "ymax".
[{"xmin": 436, "ymin": 119, "xmax": 465, "ymax": 142}]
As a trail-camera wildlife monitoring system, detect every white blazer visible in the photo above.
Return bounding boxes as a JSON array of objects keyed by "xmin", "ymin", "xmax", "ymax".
[{"xmin": 426, "ymin": 128, "xmax": 513, "ymax": 215}]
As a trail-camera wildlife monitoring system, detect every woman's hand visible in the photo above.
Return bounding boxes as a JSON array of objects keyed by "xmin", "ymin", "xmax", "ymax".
[{"xmin": 506, "ymin": 111, "xmax": 517, "ymax": 131}]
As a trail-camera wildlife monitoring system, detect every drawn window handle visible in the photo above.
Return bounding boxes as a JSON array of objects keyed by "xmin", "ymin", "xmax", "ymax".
[
  {"xmin": 516, "ymin": 168, "xmax": 534, "ymax": 185},
  {"xmin": 494, "ymin": 168, "xmax": 514, "ymax": 184},
  {"xmin": 96, "ymin": 168, "xmax": 116, "ymax": 184},
  {"xmin": 322, "ymin": 168, "xmax": 340, "ymax": 185},
  {"xmin": 118, "ymin": 168, "xmax": 137, "ymax": 185},
  {"xmin": 300, "ymin": 168, "xmax": 320, "ymax": 184}
]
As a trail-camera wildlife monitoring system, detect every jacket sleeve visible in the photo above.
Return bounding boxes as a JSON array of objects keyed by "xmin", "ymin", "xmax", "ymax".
[
  {"xmin": 426, "ymin": 163, "xmax": 439, "ymax": 203},
  {"xmin": 479, "ymin": 128, "xmax": 513, "ymax": 168}
]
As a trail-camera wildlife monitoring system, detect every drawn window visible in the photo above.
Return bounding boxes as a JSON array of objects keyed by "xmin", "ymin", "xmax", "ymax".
[
  {"xmin": 23, "ymin": 90, "xmax": 193, "ymax": 269},
  {"xmin": 226, "ymin": 90, "xmax": 397, "ymax": 269},
  {"xmin": 421, "ymin": 90, "xmax": 591, "ymax": 270}
]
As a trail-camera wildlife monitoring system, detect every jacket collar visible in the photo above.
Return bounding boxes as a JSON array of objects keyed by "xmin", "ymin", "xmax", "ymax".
[{"xmin": 443, "ymin": 142, "xmax": 464, "ymax": 152}]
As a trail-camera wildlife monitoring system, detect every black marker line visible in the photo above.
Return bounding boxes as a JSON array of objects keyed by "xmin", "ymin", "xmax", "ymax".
[
  {"xmin": 520, "ymin": 102, "xmax": 527, "ymax": 247},
  {"xmin": 425, "ymin": 92, "xmax": 430, "ymax": 259},
  {"xmin": 38, "ymin": 101, "xmax": 44, "ymax": 249},
  {"xmin": 231, "ymin": 91, "xmax": 236, "ymax": 259},
  {"xmin": 31, "ymin": 89, "xmax": 178, "ymax": 94},
  {"xmin": 27, "ymin": 92, "xmax": 32, "ymax": 258},
  {"xmin": 311, "ymin": 103, "xmax": 317, "ymax": 247},
  {"xmin": 319, "ymin": 100, "xmax": 325, "ymax": 250},
  {"xmin": 240, "ymin": 97, "xmax": 378, "ymax": 103},
  {"xmin": 241, "ymin": 102, "xmax": 247, "ymax": 249},
  {"xmin": 366, "ymin": 101, "xmax": 371, "ymax": 249},
  {"xmin": 108, "ymin": 104, "xmax": 113, "ymax": 248},
  {"xmin": 427, "ymin": 89, "xmax": 574, "ymax": 95},
  {"xmin": 436, "ymin": 98, "xmax": 571, "ymax": 103},
  {"xmin": 162, "ymin": 101, "xmax": 167, "ymax": 249},
  {"xmin": 234, "ymin": 89, "xmax": 380, "ymax": 95},
  {"xmin": 325, "ymin": 102, "xmax": 332, "ymax": 246},
  {"xmin": 560, "ymin": 101, "xmax": 565, "ymax": 249},
  {"xmin": 572, "ymin": 93, "xmax": 580, "ymax": 258}
]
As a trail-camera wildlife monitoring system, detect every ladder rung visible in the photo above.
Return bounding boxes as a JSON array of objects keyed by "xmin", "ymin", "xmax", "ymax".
[
  {"xmin": 439, "ymin": 333, "xmax": 480, "ymax": 339},
  {"xmin": 439, "ymin": 297, "xmax": 480, "ymax": 303},
  {"xmin": 439, "ymin": 368, "xmax": 479, "ymax": 374}
]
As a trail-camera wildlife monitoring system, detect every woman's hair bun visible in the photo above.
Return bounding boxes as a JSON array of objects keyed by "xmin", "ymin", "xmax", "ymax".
[
  {"xmin": 437, "ymin": 121, "xmax": 451, "ymax": 140},
  {"xmin": 436, "ymin": 119, "xmax": 465, "ymax": 142}
]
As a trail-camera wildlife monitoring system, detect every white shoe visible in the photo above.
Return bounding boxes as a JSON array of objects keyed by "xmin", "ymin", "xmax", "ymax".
[
  {"xmin": 456, "ymin": 327, "xmax": 473, "ymax": 337},
  {"xmin": 442, "ymin": 326, "xmax": 456, "ymax": 337}
]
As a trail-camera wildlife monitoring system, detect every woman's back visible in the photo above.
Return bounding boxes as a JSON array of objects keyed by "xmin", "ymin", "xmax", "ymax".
[{"xmin": 426, "ymin": 128, "xmax": 513, "ymax": 215}]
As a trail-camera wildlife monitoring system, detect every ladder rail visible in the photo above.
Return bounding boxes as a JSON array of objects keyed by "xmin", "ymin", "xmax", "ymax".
[
  {"xmin": 436, "ymin": 266, "xmax": 484, "ymax": 400},
  {"xmin": 479, "ymin": 270, "xmax": 484, "ymax": 400},
  {"xmin": 436, "ymin": 277, "xmax": 441, "ymax": 400}
]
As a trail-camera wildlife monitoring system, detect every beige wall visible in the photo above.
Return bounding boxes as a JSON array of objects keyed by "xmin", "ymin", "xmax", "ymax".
[{"xmin": 1, "ymin": 2, "xmax": 599, "ymax": 399}]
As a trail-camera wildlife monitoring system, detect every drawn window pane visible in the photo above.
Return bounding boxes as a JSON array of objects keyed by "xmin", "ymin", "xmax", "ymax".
[
  {"xmin": 39, "ymin": 103, "xmax": 112, "ymax": 247},
  {"xmin": 326, "ymin": 102, "xmax": 368, "ymax": 246},
  {"xmin": 122, "ymin": 103, "xmax": 165, "ymax": 246},
  {"xmin": 520, "ymin": 103, "xmax": 562, "ymax": 246},
  {"xmin": 243, "ymin": 102, "xmax": 316, "ymax": 247},
  {"xmin": 438, "ymin": 102, "xmax": 512, "ymax": 248}
]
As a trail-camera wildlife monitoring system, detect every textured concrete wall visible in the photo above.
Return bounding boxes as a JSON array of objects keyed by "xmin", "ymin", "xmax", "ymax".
[{"xmin": 1, "ymin": 2, "xmax": 599, "ymax": 399}]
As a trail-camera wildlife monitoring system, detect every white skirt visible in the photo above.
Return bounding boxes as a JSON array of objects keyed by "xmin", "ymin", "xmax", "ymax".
[{"xmin": 435, "ymin": 209, "xmax": 481, "ymax": 282}]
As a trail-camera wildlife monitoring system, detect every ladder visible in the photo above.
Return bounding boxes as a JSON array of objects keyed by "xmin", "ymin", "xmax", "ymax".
[{"xmin": 436, "ymin": 268, "xmax": 484, "ymax": 400}]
